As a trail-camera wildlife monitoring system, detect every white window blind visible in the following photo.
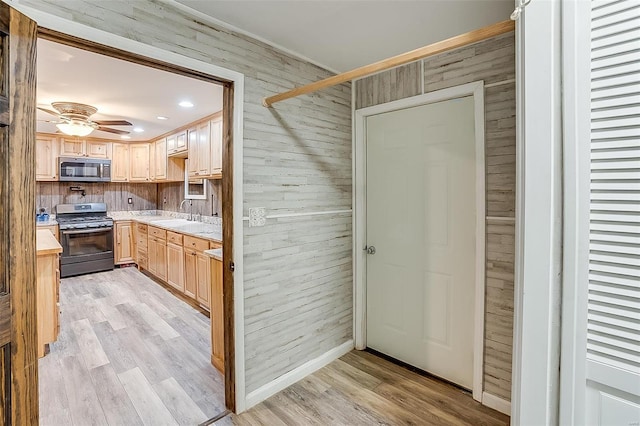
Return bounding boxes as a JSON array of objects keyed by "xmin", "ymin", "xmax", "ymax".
[{"xmin": 589, "ymin": 0, "xmax": 640, "ymax": 396}]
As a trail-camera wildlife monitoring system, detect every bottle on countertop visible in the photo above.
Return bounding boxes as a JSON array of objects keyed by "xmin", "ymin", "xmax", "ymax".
[{"xmin": 36, "ymin": 207, "xmax": 49, "ymax": 223}]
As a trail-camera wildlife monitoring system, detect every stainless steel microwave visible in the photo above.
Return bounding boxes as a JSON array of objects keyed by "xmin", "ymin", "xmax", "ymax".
[{"xmin": 59, "ymin": 157, "xmax": 111, "ymax": 182}]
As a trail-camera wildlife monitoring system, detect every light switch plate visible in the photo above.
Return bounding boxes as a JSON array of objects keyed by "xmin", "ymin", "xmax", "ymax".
[{"xmin": 249, "ymin": 207, "xmax": 266, "ymax": 227}]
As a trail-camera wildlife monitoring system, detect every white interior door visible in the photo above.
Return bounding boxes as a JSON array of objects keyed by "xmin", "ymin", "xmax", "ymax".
[{"xmin": 365, "ymin": 96, "xmax": 477, "ymax": 389}]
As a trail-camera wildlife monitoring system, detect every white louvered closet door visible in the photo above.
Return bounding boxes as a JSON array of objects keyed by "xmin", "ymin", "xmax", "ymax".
[{"xmin": 587, "ymin": 0, "xmax": 640, "ymax": 423}]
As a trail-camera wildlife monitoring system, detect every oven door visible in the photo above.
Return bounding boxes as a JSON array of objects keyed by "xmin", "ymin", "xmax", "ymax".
[{"xmin": 60, "ymin": 227, "xmax": 114, "ymax": 264}]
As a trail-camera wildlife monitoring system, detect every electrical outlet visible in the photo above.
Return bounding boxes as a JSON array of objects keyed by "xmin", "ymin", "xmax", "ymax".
[
  {"xmin": 248, "ymin": 207, "xmax": 266, "ymax": 227},
  {"xmin": 127, "ymin": 197, "xmax": 133, "ymax": 205}
]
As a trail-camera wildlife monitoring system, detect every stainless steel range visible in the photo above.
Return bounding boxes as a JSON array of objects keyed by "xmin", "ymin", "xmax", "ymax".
[{"xmin": 56, "ymin": 203, "xmax": 114, "ymax": 278}]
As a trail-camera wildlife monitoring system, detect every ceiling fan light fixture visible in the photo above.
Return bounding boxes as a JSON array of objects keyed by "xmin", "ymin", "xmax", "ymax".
[{"xmin": 56, "ymin": 121, "xmax": 95, "ymax": 137}]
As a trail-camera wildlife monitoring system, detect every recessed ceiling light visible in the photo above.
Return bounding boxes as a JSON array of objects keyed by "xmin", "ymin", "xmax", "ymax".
[
  {"xmin": 133, "ymin": 127, "xmax": 144, "ymax": 133},
  {"xmin": 121, "ymin": 135, "xmax": 131, "ymax": 140},
  {"xmin": 178, "ymin": 101, "xmax": 194, "ymax": 108},
  {"xmin": 156, "ymin": 116, "xmax": 169, "ymax": 120}
]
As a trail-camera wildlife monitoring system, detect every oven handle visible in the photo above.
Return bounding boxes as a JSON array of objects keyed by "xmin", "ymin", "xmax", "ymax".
[{"xmin": 61, "ymin": 227, "xmax": 113, "ymax": 235}]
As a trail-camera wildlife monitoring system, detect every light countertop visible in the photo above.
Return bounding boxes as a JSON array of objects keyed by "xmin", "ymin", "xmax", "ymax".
[
  {"xmin": 36, "ymin": 229, "xmax": 62, "ymax": 256},
  {"xmin": 36, "ymin": 219, "xmax": 58, "ymax": 227},
  {"xmin": 204, "ymin": 248, "xmax": 222, "ymax": 261},
  {"xmin": 115, "ymin": 215, "xmax": 222, "ymax": 243}
]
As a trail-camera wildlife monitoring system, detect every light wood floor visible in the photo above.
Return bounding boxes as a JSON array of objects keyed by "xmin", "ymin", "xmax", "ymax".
[
  {"xmin": 39, "ymin": 267, "xmax": 225, "ymax": 425},
  {"xmin": 224, "ymin": 350, "xmax": 509, "ymax": 426}
]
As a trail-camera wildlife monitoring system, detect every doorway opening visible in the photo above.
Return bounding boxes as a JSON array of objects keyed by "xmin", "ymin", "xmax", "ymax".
[
  {"xmin": 354, "ymin": 81, "xmax": 486, "ymax": 401},
  {"xmin": 35, "ymin": 26, "xmax": 241, "ymax": 423}
]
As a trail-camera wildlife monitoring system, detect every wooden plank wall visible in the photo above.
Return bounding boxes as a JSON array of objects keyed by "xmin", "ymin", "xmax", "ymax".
[
  {"xmin": 157, "ymin": 180, "xmax": 222, "ymax": 217},
  {"xmin": 36, "ymin": 182, "xmax": 157, "ymax": 213},
  {"xmin": 355, "ymin": 32, "xmax": 515, "ymax": 401},
  {"xmin": 21, "ymin": 0, "xmax": 353, "ymax": 396}
]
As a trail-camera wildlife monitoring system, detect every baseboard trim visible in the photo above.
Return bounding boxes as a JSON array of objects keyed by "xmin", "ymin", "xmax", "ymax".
[
  {"xmin": 482, "ymin": 391, "xmax": 511, "ymax": 416},
  {"xmin": 245, "ymin": 340, "xmax": 354, "ymax": 409}
]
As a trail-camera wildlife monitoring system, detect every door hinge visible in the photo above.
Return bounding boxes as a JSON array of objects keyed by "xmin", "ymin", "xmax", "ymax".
[{"xmin": 229, "ymin": 262, "xmax": 235, "ymax": 272}]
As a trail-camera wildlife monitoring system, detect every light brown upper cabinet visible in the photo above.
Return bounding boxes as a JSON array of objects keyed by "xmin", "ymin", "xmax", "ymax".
[
  {"xmin": 86, "ymin": 140, "xmax": 111, "ymax": 158},
  {"xmin": 154, "ymin": 138, "xmax": 167, "ymax": 180},
  {"xmin": 196, "ymin": 120, "xmax": 211, "ymax": 177},
  {"xmin": 129, "ymin": 143, "xmax": 151, "ymax": 182},
  {"xmin": 111, "ymin": 143, "xmax": 130, "ymax": 182},
  {"xmin": 210, "ymin": 114, "xmax": 223, "ymax": 176},
  {"xmin": 59, "ymin": 138, "xmax": 85, "ymax": 157},
  {"xmin": 154, "ymin": 138, "xmax": 185, "ymax": 182},
  {"xmin": 187, "ymin": 127, "xmax": 198, "ymax": 177},
  {"xmin": 186, "ymin": 112, "xmax": 222, "ymax": 179},
  {"xmin": 36, "ymin": 135, "xmax": 59, "ymax": 181},
  {"xmin": 59, "ymin": 138, "xmax": 110, "ymax": 158},
  {"xmin": 167, "ymin": 129, "xmax": 188, "ymax": 157}
]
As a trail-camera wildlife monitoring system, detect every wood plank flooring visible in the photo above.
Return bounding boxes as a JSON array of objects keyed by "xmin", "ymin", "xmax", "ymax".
[
  {"xmin": 226, "ymin": 350, "xmax": 509, "ymax": 426},
  {"xmin": 39, "ymin": 267, "xmax": 225, "ymax": 425}
]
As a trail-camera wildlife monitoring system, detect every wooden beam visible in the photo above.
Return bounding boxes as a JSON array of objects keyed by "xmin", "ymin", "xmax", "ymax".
[{"xmin": 263, "ymin": 19, "xmax": 515, "ymax": 107}]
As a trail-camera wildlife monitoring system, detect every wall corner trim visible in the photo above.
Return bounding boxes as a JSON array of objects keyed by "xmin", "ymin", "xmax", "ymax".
[
  {"xmin": 482, "ymin": 391, "xmax": 511, "ymax": 416},
  {"xmin": 244, "ymin": 340, "xmax": 354, "ymax": 410}
]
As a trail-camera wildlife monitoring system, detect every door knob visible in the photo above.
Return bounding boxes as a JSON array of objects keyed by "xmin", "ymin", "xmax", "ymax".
[{"xmin": 365, "ymin": 246, "xmax": 376, "ymax": 255}]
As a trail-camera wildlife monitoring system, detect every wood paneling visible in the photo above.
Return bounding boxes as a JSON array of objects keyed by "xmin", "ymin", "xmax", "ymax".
[
  {"xmin": 157, "ymin": 180, "xmax": 222, "ymax": 218},
  {"xmin": 36, "ymin": 181, "xmax": 157, "ymax": 213},
  {"xmin": 4, "ymin": 4, "xmax": 39, "ymax": 424},
  {"xmin": 355, "ymin": 62, "xmax": 422, "ymax": 109},
  {"xmin": 355, "ymin": 32, "xmax": 516, "ymax": 401}
]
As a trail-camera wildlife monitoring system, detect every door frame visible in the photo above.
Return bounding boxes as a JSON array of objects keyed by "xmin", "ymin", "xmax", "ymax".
[
  {"xmin": 10, "ymin": 2, "xmax": 248, "ymax": 413},
  {"xmin": 353, "ymin": 81, "xmax": 486, "ymax": 401}
]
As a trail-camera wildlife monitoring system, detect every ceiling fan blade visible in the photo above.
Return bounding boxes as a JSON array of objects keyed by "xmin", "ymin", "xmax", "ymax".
[
  {"xmin": 37, "ymin": 107, "xmax": 60, "ymax": 117},
  {"xmin": 93, "ymin": 120, "xmax": 132, "ymax": 126},
  {"xmin": 96, "ymin": 126, "xmax": 130, "ymax": 135}
]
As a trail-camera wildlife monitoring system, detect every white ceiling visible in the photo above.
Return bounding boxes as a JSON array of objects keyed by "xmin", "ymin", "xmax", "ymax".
[
  {"xmin": 37, "ymin": 39, "xmax": 224, "ymax": 142},
  {"xmin": 176, "ymin": 0, "xmax": 514, "ymax": 72}
]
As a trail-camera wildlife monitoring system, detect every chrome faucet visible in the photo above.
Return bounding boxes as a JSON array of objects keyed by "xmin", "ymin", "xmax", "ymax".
[{"xmin": 180, "ymin": 199, "xmax": 193, "ymax": 221}]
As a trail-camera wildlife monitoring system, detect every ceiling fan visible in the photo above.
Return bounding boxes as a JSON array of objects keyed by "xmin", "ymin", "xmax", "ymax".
[{"xmin": 38, "ymin": 102, "xmax": 132, "ymax": 137}]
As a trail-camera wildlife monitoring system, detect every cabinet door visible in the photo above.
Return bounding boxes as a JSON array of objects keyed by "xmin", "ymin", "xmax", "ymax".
[
  {"xmin": 115, "ymin": 222, "xmax": 134, "ymax": 264},
  {"xmin": 155, "ymin": 138, "xmax": 167, "ymax": 180},
  {"xmin": 187, "ymin": 127, "xmax": 198, "ymax": 176},
  {"xmin": 36, "ymin": 136, "xmax": 58, "ymax": 181},
  {"xmin": 156, "ymin": 240, "xmax": 167, "ymax": 282},
  {"xmin": 60, "ymin": 138, "xmax": 85, "ymax": 156},
  {"xmin": 111, "ymin": 143, "xmax": 129, "ymax": 182},
  {"xmin": 184, "ymin": 250, "xmax": 197, "ymax": 299},
  {"xmin": 176, "ymin": 131, "xmax": 187, "ymax": 152},
  {"xmin": 129, "ymin": 143, "xmax": 150, "ymax": 181},
  {"xmin": 86, "ymin": 140, "xmax": 110, "ymax": 159},
  {"xmin": 166, "ymin": 134, "xmax": 177, "ymax": 154},
  {"xmin": 210, "ymin": 116, "xmax": 223, "ymax": 174},
  {"xmin": 210, "ymin": 258, "xmax": 224, "ymax": 372},
  {"xmin": 197, "ymin": 121, "xmax": 211, "ymax": 176},
  {"xmin": 167, "ymin": 243, "xmax": 184, "ymax": 292},
  {"xmin": 196, "ymin": 252, "xmax": 211, "ymax": 309},
  {"xmin": 148, "ymin": 237, "xmax": 158, "ymax": 275}
]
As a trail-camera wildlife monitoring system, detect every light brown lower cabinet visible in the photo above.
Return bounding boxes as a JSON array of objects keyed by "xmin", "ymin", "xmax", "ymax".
[
  {"xmin": 136, "ymin": 223, "xmax": 148, "ymax": 270},
  {"xmin": 210, "ymin": 257, "xmax": 224, "ymax": 372},
  {"xmin": 148, "ymin": 235, "xmax": 167, "ymax": 282},
  {"xmin": 196, "ymin": 252, "xmax": 211, "ymax": 309},
  {"xmin": 166, "ymin": 242, "xmax": 185, "ymax": 292},
  {"xmin": 184, "ymin": 249, "xmax": 198, "ymax": 300},
  {"xmin": 115, "ymin": 221, "xmax": 134, "ymax": 265},
  {"xmin": 37, "ymin": 253, "xmax": 60, "ymax": 358}
]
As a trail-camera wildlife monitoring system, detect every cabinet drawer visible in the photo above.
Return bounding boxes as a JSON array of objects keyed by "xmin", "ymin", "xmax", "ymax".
[
  {"xmin": 137, "ymin": 223, "xmax": 148, "ymax": 233},
  {"xmin": 184, "ymin": 235, "xmax": 209, "ymax": 252},
  {"xmin": 167, "ymin": 231, "xmax": 183, "ymax": 245},
  {"xmin": 210, "ymin": 241, "xmax": 222, "ymax": 249},
  {"xmin": 137, "ymin": 237, "xmax": 147, "ymax": 249},
  {"xmin": 148, "ymin": 226, "xmax": 166, "ymax": 240}
]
